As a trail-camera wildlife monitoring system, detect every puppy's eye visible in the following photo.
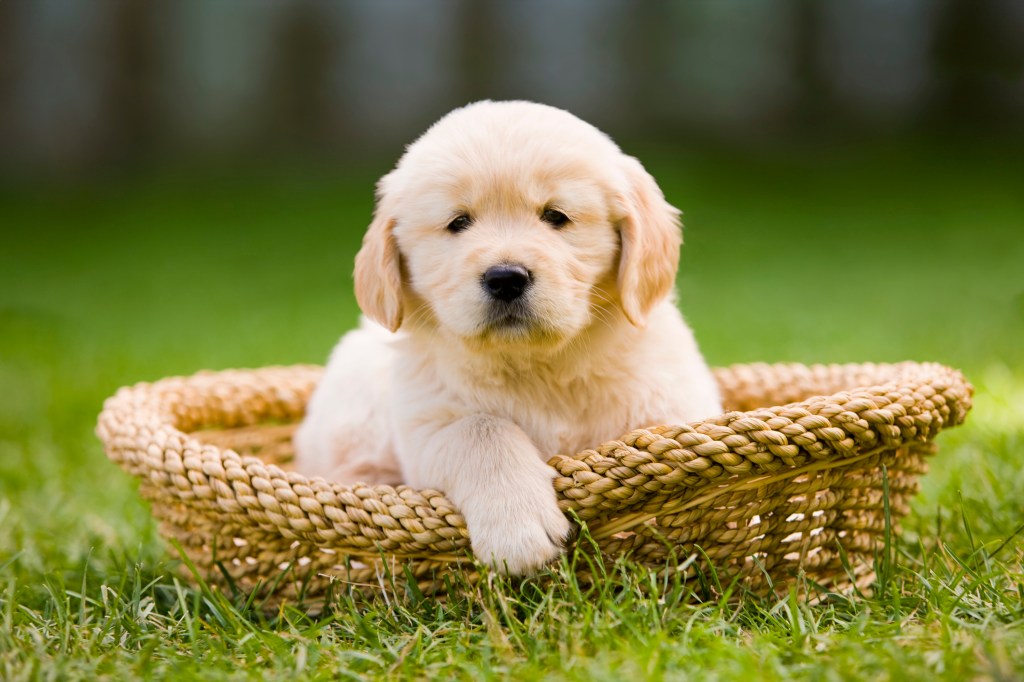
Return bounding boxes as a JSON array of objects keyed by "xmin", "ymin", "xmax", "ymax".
[
  {"xmin": 541, "ymin": 208, "xmax": 570, "ymax": 228},
  {"xmin": 446, "ymin": 214, "xmax": 472, "ymax": 233}
]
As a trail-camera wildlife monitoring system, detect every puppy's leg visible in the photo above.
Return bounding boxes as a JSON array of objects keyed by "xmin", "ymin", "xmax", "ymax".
[{"xmin": 405, "ymin": 414, "xmax": 571, "ymax": 576}]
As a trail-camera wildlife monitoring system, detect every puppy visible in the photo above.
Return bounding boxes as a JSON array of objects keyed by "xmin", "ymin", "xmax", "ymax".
[{"xmin": 294, "ymin": 101, "xmax": 722, "ymax": 575}]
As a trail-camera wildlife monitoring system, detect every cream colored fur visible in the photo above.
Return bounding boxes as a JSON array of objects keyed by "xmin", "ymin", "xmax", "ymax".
[{"xmin": 294, "ymin": 101, "xmax": 721, "ymax": 575}]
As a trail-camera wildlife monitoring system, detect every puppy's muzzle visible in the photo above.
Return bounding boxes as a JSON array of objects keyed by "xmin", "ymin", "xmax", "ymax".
[{"xmin": 482, "ymin": 264, "xmax": 531, "ymax": 303}]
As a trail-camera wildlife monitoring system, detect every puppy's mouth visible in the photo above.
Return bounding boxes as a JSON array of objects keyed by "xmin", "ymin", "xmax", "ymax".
[
  {"xmin": 482, "ymin": 301, "xmax": 539, "ymax": 337},
  {"xmin": 466, "ymin": 299, "xmax": 568, "ymax": 351}
]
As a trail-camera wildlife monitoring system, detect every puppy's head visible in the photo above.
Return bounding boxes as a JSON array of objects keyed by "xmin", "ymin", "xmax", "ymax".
[{"xmin": 354, "ymin": 101, "xmax": 681, "ymax": 348}]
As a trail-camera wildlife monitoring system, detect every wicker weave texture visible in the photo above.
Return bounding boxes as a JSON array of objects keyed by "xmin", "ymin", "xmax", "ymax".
[{"xmin": 96, "ymin": 362, "xmax": 971, "ymax": 600}]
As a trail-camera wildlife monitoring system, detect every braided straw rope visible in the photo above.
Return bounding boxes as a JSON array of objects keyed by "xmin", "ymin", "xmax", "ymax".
[{"xmin": 96, "ymin": 362, "xmax": 971, "ymax": 602}]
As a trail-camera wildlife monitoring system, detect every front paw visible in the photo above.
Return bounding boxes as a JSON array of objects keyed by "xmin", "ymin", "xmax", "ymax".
[{"xmin": 464, "ymin": 474, "xmax": 572, "ymax": 576}]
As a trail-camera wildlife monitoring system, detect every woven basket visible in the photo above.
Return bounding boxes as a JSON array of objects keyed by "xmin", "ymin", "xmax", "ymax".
[{"xmin": 97, "ymin": 362, "xmax": 971, "ymax": 602}]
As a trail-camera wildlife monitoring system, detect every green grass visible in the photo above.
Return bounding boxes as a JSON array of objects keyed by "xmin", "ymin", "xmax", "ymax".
[{"xmin": 1, "ymin": 141, "xmax": 1023, "ymax": 680}]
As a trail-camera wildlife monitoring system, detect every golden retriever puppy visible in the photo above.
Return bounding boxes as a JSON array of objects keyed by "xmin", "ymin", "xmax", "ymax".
[{"xmin": 294, "ymin": 100, "xmax": 721, "ymax": 575}]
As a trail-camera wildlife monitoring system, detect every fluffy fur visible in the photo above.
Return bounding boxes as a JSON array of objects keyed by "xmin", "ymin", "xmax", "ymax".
[{"xmin": 294, "ymin": 101, "xmax": 722, "ymax": 575}]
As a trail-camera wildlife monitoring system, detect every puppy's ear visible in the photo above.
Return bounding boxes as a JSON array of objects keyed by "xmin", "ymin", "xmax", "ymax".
[
  {"xmin": 354, "ymin": 175, "xmax": 403, "ymax": 332},
  {"xmin": 616, "ymin": 156, "xmax": 682, "ymax": 327}
]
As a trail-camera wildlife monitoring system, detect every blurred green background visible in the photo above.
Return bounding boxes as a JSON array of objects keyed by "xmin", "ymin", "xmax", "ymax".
[{"xmin": 1, "ymin": 0, "xmax": 1023, "ymax": 606}]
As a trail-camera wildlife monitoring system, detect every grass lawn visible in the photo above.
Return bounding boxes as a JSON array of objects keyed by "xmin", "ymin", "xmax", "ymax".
[{"xmin": 1, "ymin": 141, "xmax": 1022, "ymax": 680}]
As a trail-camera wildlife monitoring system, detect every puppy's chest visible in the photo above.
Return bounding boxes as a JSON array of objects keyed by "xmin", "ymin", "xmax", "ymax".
[
  {"xmin": 396, "ymin": 349, "xmax": 664, "ymax": 456},
  {"xmin": 487, "ymin": 382, "xmax": 637, "ymax": 456}
]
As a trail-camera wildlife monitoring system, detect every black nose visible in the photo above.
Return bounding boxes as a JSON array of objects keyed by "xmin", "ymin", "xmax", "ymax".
[{"xmin": 482, "ymin": 264, "xmax": 531, "ymax": 302}]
